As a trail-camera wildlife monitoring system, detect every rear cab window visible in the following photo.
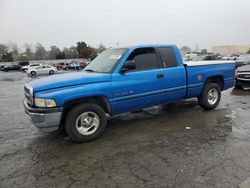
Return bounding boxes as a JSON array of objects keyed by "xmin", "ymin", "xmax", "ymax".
[{"xmin": 157, "ymin": 47, "xmax": 178, "ymax": 68}]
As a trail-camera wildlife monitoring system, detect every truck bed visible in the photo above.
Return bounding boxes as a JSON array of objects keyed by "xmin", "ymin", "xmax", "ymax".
[
  {"xmin": 184, "ymin": 60, "xmax": 235, "ymax": 98},
  {"xmin": 184, "ymin": 60, "xmax": 235, "ymax": 67}
]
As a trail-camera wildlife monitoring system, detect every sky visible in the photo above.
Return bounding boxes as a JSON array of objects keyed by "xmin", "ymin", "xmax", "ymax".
[{"xmin": 0, "ymin": 0, "xmax": 250, "ymax": 51}]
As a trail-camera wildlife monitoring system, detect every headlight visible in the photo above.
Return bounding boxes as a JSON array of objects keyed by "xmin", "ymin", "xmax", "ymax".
[{"xmin": 34, "ymin": 98, "xmax": 57, "ymax": 108}]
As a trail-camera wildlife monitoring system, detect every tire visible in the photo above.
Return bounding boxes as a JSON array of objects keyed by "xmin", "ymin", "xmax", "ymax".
[
  {"xmin": 49, "ymin": 70, "xmax": 54, "ymax": 75},
  {"xmin": 198, "ymin": 83, "xmax": 221, "ymax": 110},
  {"xmin": 65, "ymin": 103, "xmax": 107, "ymax": 142},
  {"xmin": 234, "ymin": 85, "xmax": 242, "ymax": 89},
  {"xmin": 4, "ymin": 69, "xmax": 8, "ymax": 72},
  {"xmin": 31, "ymin": 71, "xmax": 36, "ymax": 77}
]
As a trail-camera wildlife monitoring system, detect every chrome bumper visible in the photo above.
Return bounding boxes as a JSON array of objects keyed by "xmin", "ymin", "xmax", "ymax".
[{"xmin": 24, "ymin": 100, "xmax": 63, "ymax": 132}]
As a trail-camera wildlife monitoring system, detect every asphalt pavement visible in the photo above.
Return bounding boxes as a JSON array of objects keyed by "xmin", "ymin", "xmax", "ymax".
[{"xmin": 0, "ymin": 71, "xmax": 250, "ymax": 188}]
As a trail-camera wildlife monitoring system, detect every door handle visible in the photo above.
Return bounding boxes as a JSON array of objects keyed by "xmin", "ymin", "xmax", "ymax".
[{"xmin": 157, "ymin": 74, "xmax": 164, "ymax": 79}]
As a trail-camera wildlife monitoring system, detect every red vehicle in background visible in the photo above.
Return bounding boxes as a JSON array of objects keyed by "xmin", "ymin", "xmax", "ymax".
[
  {"xmin": 80, "ymin": 62, "xmax": 88, "ymax": 69},
  {"xmin": 53, "ymin": 62, "xmax": 66, "ymax": 70}
]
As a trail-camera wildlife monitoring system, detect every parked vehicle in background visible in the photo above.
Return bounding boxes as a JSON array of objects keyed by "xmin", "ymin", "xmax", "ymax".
[
  {"xmin": 183, "ymin": 53, "xmax": 197, "ymax": 61},
  {"xmin": 222, "ymin": 56, "xmax": 238, "ymax": 61},
  {"xmin": 63, "ymin": 62, "xmax": 80, "ymax": 70},
  {"xmin": 61, "ymin": 63, "xmax": 70, "ymax": 70},
  {"xmin": 80, "ymin": 62, "xmax": 88, "ymax": 69},
  {"xmin": 2, "ymin": 65, "xmax": 22, "ymax": 72},
  {"xmin": 191, "ymin": 56, "xmax": 205, "ymax": 61},
  {"xmin": 24, "ymin": 44, "xmax": 235, "ymax": 142},
  {"xmin": 27, "ymin": 65, "xmax": 57, "ymax": 77},
  {"xmin": 21, "ymin": 63, "xmax": 42, "ymax": 72},
  {"xmin": 0, "ymin": 65, "xmax": 4, "ymax": 70},
  {"xmin": 203, "ymin": 55, "xmax": 221, "ymax": 61},
  {"xmin": 18, "ymin": 61, "xmax": 29, "ymax": 67},
  {"xmin": 53, "ymin": 62, "xmax": 66, "ymax": 70},
  {"xmin": 191, "ymin": 55, "xmax": 221, "ymax": 61},
  {"xmin": 235, "ymin": 64, "xmax": 250, "ymax": 89},
  {"xmin": 235, "ymin": 54, "xmax": 250, "ymax": 67}
]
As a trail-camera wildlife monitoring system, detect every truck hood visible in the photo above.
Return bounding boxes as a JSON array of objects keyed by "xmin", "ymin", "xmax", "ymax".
[{"xmin": 27, "ymin": 71, "xmax": 111, "ymax": 92}]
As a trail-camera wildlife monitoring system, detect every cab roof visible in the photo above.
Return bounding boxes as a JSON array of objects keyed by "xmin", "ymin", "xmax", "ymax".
[{"xmin": 117, "ymin": 44, "xmax": 178, "ymax": 50}]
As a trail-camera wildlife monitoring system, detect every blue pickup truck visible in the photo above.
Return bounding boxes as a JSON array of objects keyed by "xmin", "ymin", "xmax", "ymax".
[{"xmin": 24, "ymin": 44, "xmax": 235, "ymax": 142}]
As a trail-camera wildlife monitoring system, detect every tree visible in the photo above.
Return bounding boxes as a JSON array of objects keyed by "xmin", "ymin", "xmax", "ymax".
[
  {"xmin": 1, "ymin": 53, "xmax": 13, "ymax": 62},
  {"xmin": 15, "ymin": 55, "xmax": 29, "ymax": 62},
  {"xmin": 55, "ymin": 52, "xmax": 66, "ymax": 59},
  {"xmin": 23, "ymin": 43, "xmax": 33, "ymax": 57},
  {"xmin": 90, "ymin": 47, "xmax": 98, "ymax": 60},
  {"xmin": 34, "ymin": 43, "xmax": 46, "ymax": 60},
  {"xmin": 180, "ymin": 46, "xmax": 191, "ymax": 55},
  {"xmin": 76, "ymin": 41, "xmax": 88, "ymax": 58},
  {"xmin": 69, "ymin": 46, "xmax": 78, "ymax": 58},
  {"xmin": 247, "ymin": 48, "xmax": 250, "ymax": 54},
  {"xmin": 49, "ymin": 45, "xmax": 61, "ymax": 59},
  {"xmin": 25, "ymin": 47, "xmax": 32, "ymax": 57},
  {"xmin": 201, "ymin": 49, "xmax": 208, "ymax": 55},
  {"xmin": 6, "ymin": 42, "xmax": 18, "ymax": 55},
  {"xmin": 97, "ymin": 43, "xmax": 106, "ymax": 53},
  {"xmin": 0, "ymin": 44, "xmax": 8, "ymax": 55},
  {"xmin": 62, "ymin": 46, "xmax": 78, "ymax": 59}
]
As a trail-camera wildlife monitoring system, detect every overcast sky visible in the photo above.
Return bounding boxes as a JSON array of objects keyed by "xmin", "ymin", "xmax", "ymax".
[{"xmin": 0, "ymin": 0, "xmax": 250, "ymax": 50}]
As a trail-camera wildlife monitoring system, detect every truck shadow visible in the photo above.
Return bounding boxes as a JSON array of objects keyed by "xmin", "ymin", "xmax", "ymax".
[
  {"xmin": 231, "ymin": 88, "xmax": 250, "ymax": 96},
  {"xmin": 40, "ymin": 99, "xmax": 232, "ymax": 145}
]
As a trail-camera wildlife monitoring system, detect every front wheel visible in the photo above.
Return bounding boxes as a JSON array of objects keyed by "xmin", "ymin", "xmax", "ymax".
[
  {"xmin": 30, "ymin": 71, "xmax": 37, "ymax": 77},
  {"xmin": 49, "ymin": 70, "xmax": 54, "ymax": 75},
  {"xmin": 198, "ymin": 83, "xmax": 221, "ymax": 110},
  {"xmin": 65, "ymin": 103, "xmax": 107, "ymax": 142}
]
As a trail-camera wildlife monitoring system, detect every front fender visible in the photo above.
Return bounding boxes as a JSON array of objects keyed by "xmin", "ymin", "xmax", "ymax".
[{"xmin": 34, "ymin": 82, "xmax": 112, "ymax": 107}]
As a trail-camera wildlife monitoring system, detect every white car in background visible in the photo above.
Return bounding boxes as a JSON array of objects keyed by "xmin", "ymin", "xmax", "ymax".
[
  {"xmin": 222, "ymin": 56, "xmax": 238, "ymax": 60},
  {"xmin": 27, "ymin": 65, "xmax": 57, "ymax": 77},
  {"xmin": 21, "ymin": 63, "xmax": 42, "ymax": 72},
  {"xmin": 183, "ymin": 53, "xmax": 198, "ymax": 61}
]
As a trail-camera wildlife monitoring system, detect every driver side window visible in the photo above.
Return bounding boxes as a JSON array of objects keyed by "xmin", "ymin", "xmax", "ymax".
[{"xmin": 126, "ymin": 48, "xmax": 159, "ymax": 72}]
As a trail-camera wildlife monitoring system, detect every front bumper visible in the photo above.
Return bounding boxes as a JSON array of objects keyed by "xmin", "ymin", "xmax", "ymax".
[
  {"xmin": 235, "ymin": 79, "xmax": 250, "ymax": 87},
  {"xmin": 24, "ymin": 100, "xmax": 63, "ymax": 132}
]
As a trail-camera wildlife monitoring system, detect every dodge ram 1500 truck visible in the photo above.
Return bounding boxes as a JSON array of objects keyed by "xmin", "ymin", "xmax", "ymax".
[{"xmin": 24, "ymin": 44, "xmax": 235, "ymax": 142}]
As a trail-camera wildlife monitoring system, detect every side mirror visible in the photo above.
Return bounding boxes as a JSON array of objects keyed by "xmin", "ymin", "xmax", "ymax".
[{"xmin": 120, "ymin": 60, "xmax": 136, "ymax": 73}]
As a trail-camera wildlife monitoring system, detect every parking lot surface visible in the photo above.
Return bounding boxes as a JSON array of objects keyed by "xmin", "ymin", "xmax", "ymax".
[{"xmin": 0, "ymin": 71, "xmax": 250, "ymax": 188}]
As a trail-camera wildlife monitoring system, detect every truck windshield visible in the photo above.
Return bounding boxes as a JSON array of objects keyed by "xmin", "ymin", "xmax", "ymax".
[{"xmin": 85, "ymin": 48, "xmax": 127, "ymax": 73}]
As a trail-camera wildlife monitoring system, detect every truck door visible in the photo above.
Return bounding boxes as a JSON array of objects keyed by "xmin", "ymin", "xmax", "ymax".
[
  {"xmin": 110, "ymin": 47, "xmax": 165, "ymax": 114},
  {"xmin": 155, "ymin": 47, "xmax": 187, "ymax": 104}
]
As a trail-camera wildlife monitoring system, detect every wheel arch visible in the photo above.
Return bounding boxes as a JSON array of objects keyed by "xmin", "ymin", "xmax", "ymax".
[
  {"xmin": 60, "ymin": 95, "xmax": 111, "ymax": 124},
  {"xmin": 204, "ymin": 75, "xmax": 224, "ymax": 90}
]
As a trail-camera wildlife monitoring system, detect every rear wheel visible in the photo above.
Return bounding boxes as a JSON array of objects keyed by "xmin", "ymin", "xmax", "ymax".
[
  {"xmin": 65, "ymin": 103, "xmax": 107, "ymax": 142},
  {"xmin": 198, "ymin": 83, "xmax": 221, "ymax": 110}
]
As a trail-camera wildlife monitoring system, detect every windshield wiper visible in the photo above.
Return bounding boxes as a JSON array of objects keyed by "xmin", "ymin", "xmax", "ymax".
[{"xmin": 84, "ymin": 69, "xmax": 95, "ymax": 72}]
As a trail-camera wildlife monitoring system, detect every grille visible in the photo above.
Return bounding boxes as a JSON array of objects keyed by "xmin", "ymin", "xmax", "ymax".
[
  {"xmin": 238, "ymin": 74, "xmax": 250, "ymax": 80},
  {"xmin": 24, "ymin": 85, "xmax": 33, "ymax": 106}
]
